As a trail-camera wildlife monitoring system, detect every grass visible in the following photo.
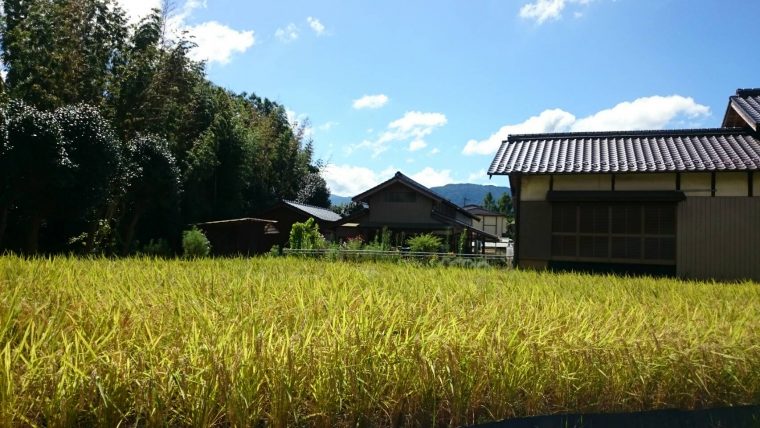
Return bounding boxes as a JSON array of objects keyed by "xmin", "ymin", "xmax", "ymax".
[{"xmin": 0, "ymin": 255, "xmax": 758, "ymax": 427}]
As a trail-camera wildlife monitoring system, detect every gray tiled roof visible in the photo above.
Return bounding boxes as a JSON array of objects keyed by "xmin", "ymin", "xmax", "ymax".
[
  {"xmin": 282, "ymin": 200, "xmax": 342, "ymax": 222},
  {"xmin": 488, "ymin": 128, "xmax": 760, "ymax": 175},
  {"xmin": 730, "ymin": 89, "xmax": 760, "ymax": 130}
]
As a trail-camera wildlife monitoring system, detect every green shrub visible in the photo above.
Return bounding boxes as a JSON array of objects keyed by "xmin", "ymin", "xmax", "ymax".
[
  {"xmin": 407, "ymin": 233, "xmax": 443, "ymax": 253},
  {"xmin": 288, "ymin": 218, "xmax": 327, "ymax": 250},
  {"xmin": 182, "ymin": 227, "xmax": 211, "ymax": 258},
  {"xmin": 140, "ymin": 239, "xmax": 172, "ymax": 257}
]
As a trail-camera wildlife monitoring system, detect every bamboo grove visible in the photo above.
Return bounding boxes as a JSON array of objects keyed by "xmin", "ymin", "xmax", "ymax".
[{"xmin": 0, "ymin": 0, "xmax": 331, "ymax": 255}]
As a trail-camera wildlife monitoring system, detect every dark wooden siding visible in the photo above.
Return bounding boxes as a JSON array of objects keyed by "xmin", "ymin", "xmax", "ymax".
[
  {"xmin": 519, "ymin": 201, "xmax": 552, "ymax": 260},
  {"xmin": 677, "ymin": 197, "xmax": 760, "ymax": 281}
]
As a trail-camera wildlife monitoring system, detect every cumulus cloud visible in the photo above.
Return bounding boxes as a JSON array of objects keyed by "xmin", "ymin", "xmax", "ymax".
[
  {"xmin": 307, "ymin": 16, "xmax": 326, "ymax": 35},
  {"xmin": 353, "ymin": 94, "xmax": 389, "ymax": 110},
  {"xmin": 463, "ymin": 95, "xmax": 710, "ymax": 156},
  {"xmin": 276, "ymin": 23, "xmax": 299, "ymax": 43},
  {"xmin": 409, "ymin": 140, "xmax": 427, "ymax": 151},
  {"xmin": 411, "ymin": 167, "xmax": 455, "ymax": 188},
  {"xmin": 519, "ymin": 0, "xmax": 594, "ymax": 24},
  {"xmin": 463, "ymin": 109, "xmax": 576, "ymax": 155},
  {"xmin": 352, "ymin": 111, "xmax": 448, "ymax": 157},
  {"xmin": 185, "ymin": 21, "xmax": 254, "ymax": 64},
  {"xmin": 117, "ymin": 0, "xmax": 254, "ymax": 65}
]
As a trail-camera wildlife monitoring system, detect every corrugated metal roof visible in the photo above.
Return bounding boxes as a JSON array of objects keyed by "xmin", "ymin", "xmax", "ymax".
[
  {"xmin": 282, "ymin": 200, "xmax": 342, "ymax": 222},
  {"xmin": 488, "ymin": 128, "xmax": 760, "ymax": 175},
  {"xmin": 729, "ymin": 89, "xmax": 760, "ymax": 131}
]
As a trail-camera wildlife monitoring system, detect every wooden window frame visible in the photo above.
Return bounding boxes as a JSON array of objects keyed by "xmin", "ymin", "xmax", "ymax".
[{"xmin": 551, "ymin": 202, "xmax": 676, "ymax": 266}]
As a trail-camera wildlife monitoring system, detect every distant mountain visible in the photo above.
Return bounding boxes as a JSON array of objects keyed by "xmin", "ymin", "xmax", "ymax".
[
  {"xmin": 430, "ymin": 183, "xmax": 511, "ymax": 207},
  {"xmin": 330, "ymin": 183, "xmax": 510, "ymax": 208}
]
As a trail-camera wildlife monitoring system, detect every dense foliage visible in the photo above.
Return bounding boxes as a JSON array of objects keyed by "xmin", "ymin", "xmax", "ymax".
[
  {"xmin": 407, "ymin": 233, "xmax": 444, "ymax": 253},
  {"xmin": 0, "ymin": 0, "xmax": 330, "ymax": 254},
  {"xmin": 182, "ymin": 227, "xmax": 211, "ymax": 258},
  {"xmin": 0, "ymin": 256, "xmax": 758, "ymax": 426}
]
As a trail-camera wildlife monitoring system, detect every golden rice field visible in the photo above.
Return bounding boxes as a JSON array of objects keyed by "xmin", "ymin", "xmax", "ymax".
[{"xmin": 0, "ymin": 256, "xmax": 758, "ymax": 427}]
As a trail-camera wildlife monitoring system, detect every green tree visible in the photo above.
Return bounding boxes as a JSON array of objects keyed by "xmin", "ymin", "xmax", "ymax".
[
  {"xmin": 288, "ymin": 217, "xmax": 325, "ymax": 250},
  {"xmin": 121, "ymin": 134, "xmax": 181, "ymax": 254},
  {"xmin": 54, "ymin": 104, "xmax": 123, "ymax": 248},
  {"xmin": 483, "ymin": 192, "xmax": 497, "ymax": 212},
  {"xmin": 3, "ymin": 100, "xmax": 72, "ymax": 252},
  {"xmin": 497, "ymin": 192, "xmax": 514, "ymax": 218},
  {"xmin": 1, "ymin": 0, "xmax": 127, "ymax": 109}
]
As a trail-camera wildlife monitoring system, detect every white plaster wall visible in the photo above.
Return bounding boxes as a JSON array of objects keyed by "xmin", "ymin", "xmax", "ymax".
[
  {"xmin": 715, "ymin": 172, "xmax": 748, "ymax": 197},
  {"xmin": 553, "ymin": 174, "xmax": 612, "ymax": 191},
  {"xmin": 615, "ymin": 173, "xmax": 676, "ymax": 191},
  {"xmin": 681, "ymin": 173, "xmax": 712, "ymax": 197},
  {"xmin": 520, "ymin": 176, "xmax": 550, "ymax": 201}
]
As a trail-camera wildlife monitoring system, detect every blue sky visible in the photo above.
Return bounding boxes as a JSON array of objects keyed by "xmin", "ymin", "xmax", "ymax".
[{"xmin": 121, "ymin": 0, "xmax": 760, "ymax": 196}]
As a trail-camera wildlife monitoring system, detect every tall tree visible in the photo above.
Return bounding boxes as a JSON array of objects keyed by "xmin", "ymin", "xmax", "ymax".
[
  {"xmin": 483, "ymin": 192, "xmax": 497, "ymax": 212},
  {"xmin": 121, "ymin": 134, "xmax": 181, "ymax": 254},
  {"xmin": 3, "ymin": 100, "xmax": 72, "ymax": 252},
  {"xmin": 1, "ymin": 0, "xmax": 126, "ymax": 109}
]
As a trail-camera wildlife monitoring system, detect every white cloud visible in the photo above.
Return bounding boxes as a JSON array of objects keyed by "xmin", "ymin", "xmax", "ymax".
[
  {"xmin": 352, "ymin": 111, "xmax": 448, "ymax": 157},
  {"xmin": 411, "ymin": 167, "xmax": 455, "ymax": 188},
  {"xmin": 519, "ymin": 0, "xmax": 594, "ymax": 24},
  {"xmin": 306, "ymin": 16, "xmax": 326, "ymax": 36},
  {"xmin": 324, "ymin": 165, "xmax": 457, "ymax": 196},
  {"xmin": 118, "ymin": 0, "xmax": 161, "ymax": 23},
  {"xmin": 463, "ymin": 95, "xmax": 710, "ymax": 156},
  {"xmin": 324, "ymin": 164, "xmax": 384, "ymax": 197},
  {"xmin": 467, "ymin": 169, "xmax": 489, "ymax": 184},
  {"xmin": 429, "ymin": 148, "xmax": 440, "ymax": 155},
  {"xmin": 276, "ymin": 23, "xmax": 299, "ymax": 43},
  {"xmin": 117, "ymin": 0, "xmax": 254, "ymax": 65},
  {"xmin": 571, "ymin": 95, "xmax": 710, "ymax": 131},
  {"xmin": 409, "ymin": 140, "xmax": 427, "ymax": 151},
  {"xmin": 184, "ymin": 21, "xmax": 254, "ymax": 64},
  {"xmin": 317, "ymin": 121, "xmax": 339, "ymax": 132},
  {"xmin": 286, "ymin": 109, "xmax": 313, "ymax": 139},
  {"xmin": 463, "ymin": 109, "xmax": 576, "ymax": 155},
  {"xmin": 352, "ymin": 94, "xmax": 389, "ymax": 110}
]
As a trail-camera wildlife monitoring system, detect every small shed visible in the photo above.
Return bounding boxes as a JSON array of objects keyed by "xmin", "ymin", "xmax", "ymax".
[
  {"xmin": 195, "ymin": 218, "xmax": 279, "ymax": 256},
  {"xmin": 258, "ymin": 200, "xmax": 342, "ymax": 251}
]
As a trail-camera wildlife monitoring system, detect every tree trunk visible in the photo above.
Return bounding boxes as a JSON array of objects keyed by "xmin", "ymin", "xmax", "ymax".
[
  {"xmin": 24, "ymin": 213, "xmax": 43, "ymax": 254},
  {"xmin": 122, "ymin": 203, "xmax": 145, "ymax": 255},
  {"xmin": 0, "ymin": 205, "xmax": 8, "ymax": 249}
]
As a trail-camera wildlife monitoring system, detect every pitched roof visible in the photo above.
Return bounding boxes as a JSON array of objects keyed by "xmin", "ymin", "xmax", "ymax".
[
  {"xmin": 723, "ymin": 88, "xmax": 760, "ymax": 131},
  {"xmin": 488, "ymin": 128, "xmax": 760, "ymax": 176},
  {"xmin": 281, "ymin": 200, "xmax": 342, "ymax": 222},
  {"xmin": 195, "ymin": 217, "xmax": 277, "ymax": 225},
  {"xmin": 352, "ymin": 171, "xmax": 477, "ymax": 219},
  {"xmin": 463, "ymin": 205, "xmax": 505, "ymax": 217}
]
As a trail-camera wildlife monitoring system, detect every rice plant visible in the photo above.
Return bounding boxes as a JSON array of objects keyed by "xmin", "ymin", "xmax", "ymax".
[{"xmin": 0, "ymin": 256, "xmax": 758, "ymax": 426}]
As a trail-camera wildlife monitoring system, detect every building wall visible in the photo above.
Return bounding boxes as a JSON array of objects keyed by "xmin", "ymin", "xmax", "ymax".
[
  {"xmin": 367, "ymin": 183, "xmax": 435, "ymax": 224},
  {"xmin": 520, "ymin": 176, "xmax": 551, "ymax": 201},
  {"xmin": 615, "ymin": 173, "xmax": 677, "ymax": 191},
  {"xmin": 473, "ymin": 214, "xmax": 508, "ymax": 237},
  {"xmin": 518, "ymin": 201, "xmax": 552, "ymax": 265},
  {"xmin": 715, "ymin": 172, "xmax": 749, "ymax": 196},
  {"xmin": 681, "ymin": 173, "xmax": 711, "ymax": 197},
  {"xmin": 677, "ymin": 197, "xmax": 760, "ymax": 281},
  {"xmin": 554, "ymin": 175, "xmax": 612, "ymax": 191},
  {"xmin": 754, "ymin": 173, "xmax": 760, "ymax": 197}
]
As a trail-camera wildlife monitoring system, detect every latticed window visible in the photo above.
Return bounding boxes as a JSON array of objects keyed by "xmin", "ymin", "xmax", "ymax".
[{"xmin": 551, "ymin": 203, "xmax": 676, "ymax": 264}]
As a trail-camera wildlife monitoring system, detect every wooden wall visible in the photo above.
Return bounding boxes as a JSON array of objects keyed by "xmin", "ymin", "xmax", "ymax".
[{"xmin": 677, "ymin": 197, "xmax": 760, "ymax": 281}]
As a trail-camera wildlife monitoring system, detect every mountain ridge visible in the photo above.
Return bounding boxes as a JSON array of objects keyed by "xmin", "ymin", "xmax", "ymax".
[{"xmin": 330, "ymin": 183, "xmax": 510, "ymax": 207}]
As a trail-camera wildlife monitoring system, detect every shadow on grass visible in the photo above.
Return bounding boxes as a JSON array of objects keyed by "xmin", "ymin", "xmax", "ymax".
[{"xmin": 471, "ymin": 405, "xmax": 760, "ymax": 428}]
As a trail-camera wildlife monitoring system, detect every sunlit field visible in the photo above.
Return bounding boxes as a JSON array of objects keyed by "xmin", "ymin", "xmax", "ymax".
[{"xmin": 1, "ymin": 256, "xmax": 758, "ymax": 427}]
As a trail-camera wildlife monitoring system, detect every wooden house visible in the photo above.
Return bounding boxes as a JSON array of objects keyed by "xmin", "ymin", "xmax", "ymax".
[
  {"xmin": 339, "ymin": 172, "xmax": 499, "ymax": 251},
  {"xmin": 488, "ymin": 88, "xmax": 760, "ymax": 280},
  {"xmin": 258, "ymin": 200, "xmax": 342, "ymax": 250},
  {"xmin": 195, "ymin": 218, "xmax": 279, "ymax": 255}
]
